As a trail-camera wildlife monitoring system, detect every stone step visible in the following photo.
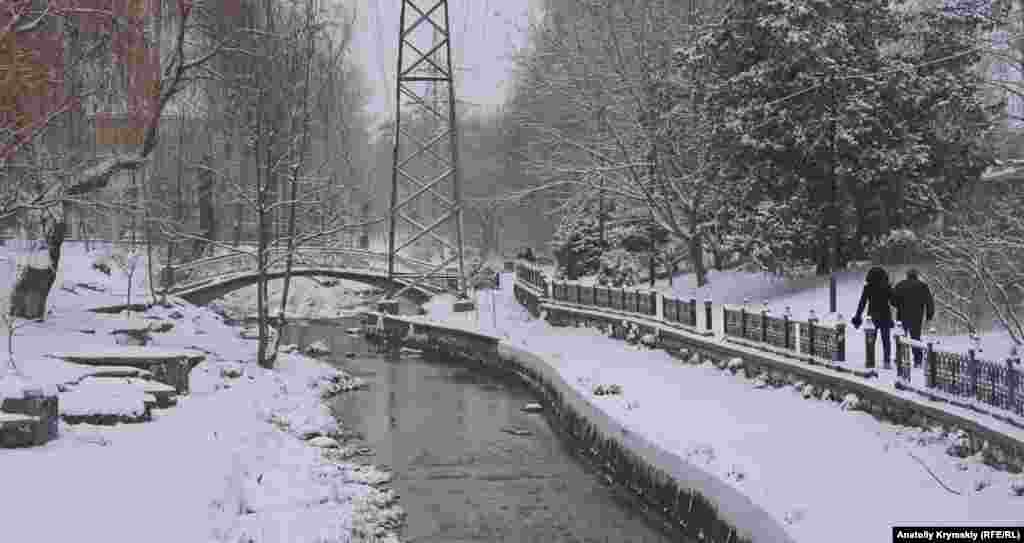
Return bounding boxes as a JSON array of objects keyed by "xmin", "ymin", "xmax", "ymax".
[
  {"xmin": 0, "ymin": 412, "xmax": 41, "ymax": 448},
  {"xmin": 78, "ymin": 377, "xmax": 178, "ymax": 409},
  {"xmin": 73, "ymin": 366, "xmax": 156, "ymax": 382},
  {"xmin": 1, "ymin": 395, "xmax": 59, "ymax": 447},
  {"xmin": 49, "ymin": 348, "xmax": 205, "ymax": 395}
]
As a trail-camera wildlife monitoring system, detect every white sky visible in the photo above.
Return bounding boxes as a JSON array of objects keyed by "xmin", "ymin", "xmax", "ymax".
[{"xmin": 348, "ymin": 0, "xmax": 541, "ymax": 119}]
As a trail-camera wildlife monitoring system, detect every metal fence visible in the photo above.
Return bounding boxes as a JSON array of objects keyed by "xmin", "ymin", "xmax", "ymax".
[
  {"xmin": 514, "ymin": 264, "xmax": 1023, "ymax": 421},
  {"xmin": 515, "ymin": 261, "xmax": 549, "ymax": 295},
  {"xmin": 663, "ymin": 296, "xmax": 698, "ymax": 327},
  {"xmin": 722, "ymin": 305, "xmax": 844, "ymax": 362},
  {"xmin": 550, "ymin": 282, "xmax": 658, "ymax": 318},
  {"xmin": 896, "ymin": 336, "xmax": 1022, "ymax": 417}
]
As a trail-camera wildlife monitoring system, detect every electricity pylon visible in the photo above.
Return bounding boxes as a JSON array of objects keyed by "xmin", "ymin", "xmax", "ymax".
[{"xmin": 386, "ymin": 0, "xmax": 469, "ymax": 304}]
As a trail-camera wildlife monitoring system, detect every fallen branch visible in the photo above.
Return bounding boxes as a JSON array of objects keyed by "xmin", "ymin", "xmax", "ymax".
[{"xmin": 906, "ymin": 450, "xmax": 962, "ymax": 496}]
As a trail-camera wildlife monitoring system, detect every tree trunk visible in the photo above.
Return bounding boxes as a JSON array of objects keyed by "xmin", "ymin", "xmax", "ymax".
[
  {"xmin": 689, "ymin": 205, "xmax": 707, "ymax": 286},
  {"xmin": 690, "ymin": 234, "xmax": 706, "ymax": 287},
  {"xmin": 648, "ymin": 253, "xmax": 656, "ymax": 287},
  {"xmin": 10, "ymin": 222, "xmax": 66, "ymax": 320}
]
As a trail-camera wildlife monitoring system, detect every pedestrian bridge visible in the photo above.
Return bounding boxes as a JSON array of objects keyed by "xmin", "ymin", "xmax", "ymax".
[{"xmin": 160, "ymin": 246, "xmax": 451, "ymax": 305}]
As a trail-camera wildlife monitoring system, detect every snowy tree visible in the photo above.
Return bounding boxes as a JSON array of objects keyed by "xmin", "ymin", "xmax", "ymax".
[
  {"xmin": 921, "ymin": 181, "xmax": 1024, "ymax": 344},
  {"xmin": 0, "ymin": 1, "xmax": 238, "ymax": 319},
  {"xmin": 506, "ymin": 0, "xmax": 729, "ymax": 286},
  {"xmin": 687, "ymin": 0, "xmax": 996, "ymax": 274}
]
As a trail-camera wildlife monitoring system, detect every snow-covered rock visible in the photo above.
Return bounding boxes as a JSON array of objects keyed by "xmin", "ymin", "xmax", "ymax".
[
  {"xmin": 0, "ymin": 374, "xmax": 51, "ymax": 404},
  {"xmin": 727, "ymin": 357, "xmax": 744, "ymax": 373},
  {"xmin": 220, "ymin": 364, "xmax": 243, "ymax": 379},
  {"xmin": 306, "ymin": 340, "xmax": 331, "ymax": 357},
  {"xmin": 59, "ymin": 384, "xmax": 147, "ymax": 419},
  {"xmin": 307, "ymin": 436, "xmax": 340, "ymax": 449},
  {"xmin": 521, "ymin": 402, "xmax": 543, "ymax": 413},
  {"xmin": 1010, "ymin": 477, "xmax": 1024, "ymax": 497}
]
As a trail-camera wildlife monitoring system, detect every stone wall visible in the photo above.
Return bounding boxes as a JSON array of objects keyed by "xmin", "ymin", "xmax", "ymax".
[{"xmin": 361, "ymin": 312, "xmax": 788, "ymax": 543}]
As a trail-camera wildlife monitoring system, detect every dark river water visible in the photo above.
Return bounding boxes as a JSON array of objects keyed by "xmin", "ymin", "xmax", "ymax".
[{"xmin": 281, "ymin": 320, "xmax": 681, "ymax": 543}]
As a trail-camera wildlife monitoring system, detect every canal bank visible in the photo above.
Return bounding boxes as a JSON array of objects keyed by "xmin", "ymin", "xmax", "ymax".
[
  {"xmin": 362, "ymin": 314, "xmax": 783, "ymax": 543},
  {"xmin": 282, "ymin": 319, "xmax": 685, "ymax": 543},
  {"xmin": 363, "ymin": 270, "xmax": 1024, "ymax": 543}
]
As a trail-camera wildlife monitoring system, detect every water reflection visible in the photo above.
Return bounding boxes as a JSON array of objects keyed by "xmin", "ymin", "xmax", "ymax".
[{"xmin": 281, "ymin": 320, "xmax": 682, "ymax": 543}]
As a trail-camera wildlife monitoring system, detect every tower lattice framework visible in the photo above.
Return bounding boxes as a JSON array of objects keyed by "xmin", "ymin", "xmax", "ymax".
[{"xmin": 387, "ymin": 0, "xmax": 467, "ymax": 299}]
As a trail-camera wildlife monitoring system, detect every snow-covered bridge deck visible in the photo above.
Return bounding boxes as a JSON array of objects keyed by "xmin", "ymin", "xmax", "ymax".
[{"xmin": 160, "ymin": 246, "xmax": 452, "ymax": 304}]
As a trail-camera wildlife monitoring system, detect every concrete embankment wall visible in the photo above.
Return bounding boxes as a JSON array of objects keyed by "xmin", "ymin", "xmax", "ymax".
[{"xmin": 362, "ymin": 312, "xmax": 795, "ymax": 543}]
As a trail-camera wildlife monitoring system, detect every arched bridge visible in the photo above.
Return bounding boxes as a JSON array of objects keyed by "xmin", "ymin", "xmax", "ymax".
[{"xmin": 160, "ymin": 247, "xmax": 452, "ymax": 306}]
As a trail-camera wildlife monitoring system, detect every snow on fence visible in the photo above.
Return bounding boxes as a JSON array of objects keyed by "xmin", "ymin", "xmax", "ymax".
[
  {"xmin": 550, "ymin": 281, "xmax": 658, "ymax": 318},
  {"xmin": 895, "ymin": 334, "xmax": 1022, "ymax": 420},
  {"xmin": 721, "ymin": 303, "xmax": 846, "ymax": 366},
  {"xmin": 662, "ymin": 296, "xmax": 699, "ymax": 328},
  {"xmin": 515, "ymin": 260, "xmax": 549, "ymax": 295}
]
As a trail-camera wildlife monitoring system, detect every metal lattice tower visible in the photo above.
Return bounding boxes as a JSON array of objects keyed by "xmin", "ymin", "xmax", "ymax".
[{"xmin": 387, "ymin": 0, "xmax": 467, "ymax": 300}]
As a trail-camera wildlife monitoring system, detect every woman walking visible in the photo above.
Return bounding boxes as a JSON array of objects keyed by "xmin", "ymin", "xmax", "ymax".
[{"xmin": 851, "ymin": 266, "xmax": 897, "ymax": 369}]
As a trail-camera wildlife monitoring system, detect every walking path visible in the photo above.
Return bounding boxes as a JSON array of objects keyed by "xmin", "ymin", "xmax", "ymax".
[{"xmin": 412, "ymin": 273, "xmax": 1024, "ymax": 543}]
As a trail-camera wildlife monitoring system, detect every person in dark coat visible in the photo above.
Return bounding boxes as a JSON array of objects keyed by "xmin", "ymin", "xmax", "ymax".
[
  {"xmin": 852, "ymin": 266, "xmax": 896, "ymax": 368},
  {"xmin": 892, "ymin": 268, "xmax": 935, "ymax": 367}
]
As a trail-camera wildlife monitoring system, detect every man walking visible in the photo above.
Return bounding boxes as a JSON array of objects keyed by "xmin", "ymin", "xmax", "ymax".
[{"xmin": 892, "ymin": 268, "xmax": 935, "ymax": 367}]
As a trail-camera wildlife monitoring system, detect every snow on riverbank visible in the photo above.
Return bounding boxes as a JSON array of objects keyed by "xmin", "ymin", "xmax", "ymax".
[
  {"xmin": 414, "ymin": 274, "xmax": 1024, "ymax": 543},
  {"xmin": 0, "ymin": 244, "xmax": 402, "ymax": 543}
]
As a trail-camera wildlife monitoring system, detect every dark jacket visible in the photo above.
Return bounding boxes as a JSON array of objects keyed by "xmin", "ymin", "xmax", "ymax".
[
  {"xmin": 892, "ymin": 277, "xmax": 935, "ymax": 324},
  {"xmin": 854, "ymin": 267, "xmax": 895, "ymax": 327}
]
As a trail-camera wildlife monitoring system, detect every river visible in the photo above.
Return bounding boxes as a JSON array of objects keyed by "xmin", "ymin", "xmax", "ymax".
[{"xmin": 281, "ymin": 319, "xmax": 683, "ymax": 543}]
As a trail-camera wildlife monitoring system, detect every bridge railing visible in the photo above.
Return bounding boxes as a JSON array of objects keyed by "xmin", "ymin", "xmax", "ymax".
[{"xmin": 162, "ymin": 246, "xmax": 450, "ymax": 292}]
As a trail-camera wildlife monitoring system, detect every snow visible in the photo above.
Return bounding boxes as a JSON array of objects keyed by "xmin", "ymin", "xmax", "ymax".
[
  {"xmin": 59, "ymin": 384, "xmax": 147, "ymax": 417},
  {"xmin": 0, "ymin": 243, "xmax": 402, "ymax": 543},
  {"xmin": 654, "ymin": 264, "xmax": 1022, "ymax": 359},
  {"xmin": 218, "ymin": 277, "xmax": 381, "ymax": 320},
  {"xmin": 50, "ymin": 346, "xmax": 205, "ymax": 361},
  {"xmin": 407, "ymin": 271, "xmax": 1024, "ymax": 543}
]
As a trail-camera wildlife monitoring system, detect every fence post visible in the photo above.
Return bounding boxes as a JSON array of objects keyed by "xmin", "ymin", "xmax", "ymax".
[
  {"xmin": 864, "ymin": 316, "xmax": 877, "ymax": 369},
  {"xmin": 760, "ymin": 302, "xmax": 769, "ymax": 344},
  {"xmin": 653, "ymin": 292, "xmax": 660, "ymax": 318},
  {"xmin": 967, "ymin": 332, "xmax": 980, "ymax": 398},
  {"xmin": 834, "ymin": 313, "xmax": 845, "ymax": 363},
  {"xmin": 1007, "ymin": 345, "xmax": 1019, "ymax": 414},
  {"xmin": 808, "ymin": 309, "xmax": 818, "ymax": 359},
  {"xmin": 705, "ymin": 298, "xmax": 713, "ymax": 333},
  {"xmin": 925, "ymin": 339, "xmax": 936, "ymax": 389},
  {"xmin": 783, "ymin": 306, "xmax": 792, "ymax": 350},
  {"xmin": 741, "ymin": 298, "xmax": 749, "ymax": 339},
  {"xmin": 894, "ymin": 323, "xmax": 906, "ymax": 379}
]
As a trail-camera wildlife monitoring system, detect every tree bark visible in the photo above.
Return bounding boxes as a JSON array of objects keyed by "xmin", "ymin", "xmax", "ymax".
[
  {"xmin": 10, "ymin": 221, "xmax": 66, "ymax": 320},
  {"xmin": 689, "ymin": 206, "xmax": 707, "ymax": 287}
]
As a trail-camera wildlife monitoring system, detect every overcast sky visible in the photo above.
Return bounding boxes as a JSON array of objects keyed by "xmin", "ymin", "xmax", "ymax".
[{"xmin": 348, "ymin": 0, "xmax": 541, "ymax": 120}]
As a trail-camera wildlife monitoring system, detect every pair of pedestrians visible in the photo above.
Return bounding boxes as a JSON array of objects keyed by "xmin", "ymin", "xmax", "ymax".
[{"xmin": 851, "ymin": 267, "xmax": 935, "ymax": 369}]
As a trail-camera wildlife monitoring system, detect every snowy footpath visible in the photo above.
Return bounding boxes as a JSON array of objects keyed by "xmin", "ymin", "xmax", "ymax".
[
  {"xmin": 415, "ymin": 273, "xmax": 1024, "ymax": 543},
  {"xmin": 0, "ymin": 244, "xmax": 403, "ymax": 543}
]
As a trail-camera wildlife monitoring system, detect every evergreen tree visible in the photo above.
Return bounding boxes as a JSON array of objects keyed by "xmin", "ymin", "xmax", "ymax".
[{"xmin": 687, "ymin": 0, "xmax": 995, "ymax": 273}]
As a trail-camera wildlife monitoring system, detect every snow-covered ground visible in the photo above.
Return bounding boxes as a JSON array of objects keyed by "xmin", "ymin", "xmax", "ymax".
[
  {"xmin": 217, "ymin": 277, "xmax": 382, "ymax": 320},
  {"xmin": 413, "ymin": 274, "xmax": 1024, "ymax": 543},
  {"xmin": 0, "ymin": 243, "xmax": 403, "ymax": 543}
]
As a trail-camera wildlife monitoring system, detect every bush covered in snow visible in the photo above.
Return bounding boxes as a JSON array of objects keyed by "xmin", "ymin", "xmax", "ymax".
[
  {"xmin": 840, "ymin": 393, "xmax": 860, "ymax": 411},
  {"xmin": 592, "ymin": 383, "xmax": 623, "ymax": 396},
  {"xmin": 305, "ymin": 340, "xmax": 330, "ymax": 357}
]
